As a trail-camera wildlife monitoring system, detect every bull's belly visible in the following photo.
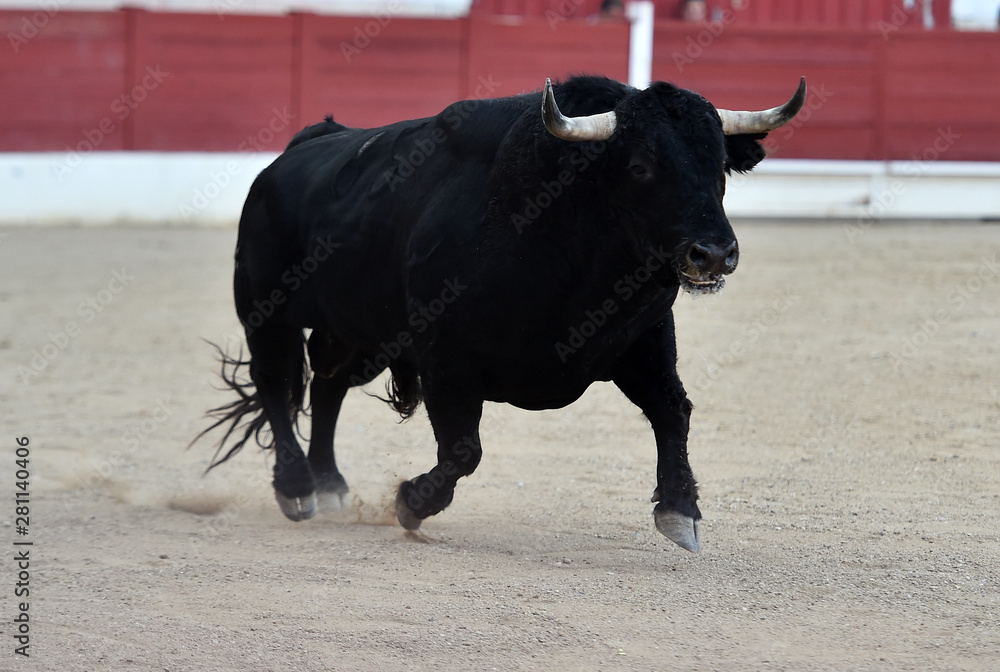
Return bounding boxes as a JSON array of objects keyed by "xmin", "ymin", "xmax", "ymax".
[
  {"xmin": 448, "ymin": 300, "xmax": 672, "ymax": 410},
  {"xmin": 499, "ymin": 389, "xmax": 593, "ymax": 411},
  {"xmin": 475, "ymin": 349, "xmax": 617, "ymax": 411}
]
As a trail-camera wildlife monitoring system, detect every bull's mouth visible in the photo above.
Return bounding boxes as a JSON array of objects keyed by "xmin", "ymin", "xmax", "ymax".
[{"xmin": 678, "ymin": 272, "xmax": 726, "ymax": 295}]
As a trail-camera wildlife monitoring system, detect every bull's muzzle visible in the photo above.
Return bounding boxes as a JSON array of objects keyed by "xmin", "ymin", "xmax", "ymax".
[
  {"xmin": 678, "ymin": 240, "xmax": 739, "ymax": 293},
  {"xmin": 687, "ymin": 240, "xmax": 738, "ymax": 276}
]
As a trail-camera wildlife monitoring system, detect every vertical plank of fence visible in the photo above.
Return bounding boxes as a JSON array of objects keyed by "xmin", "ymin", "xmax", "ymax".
[
  {"xmin": 122, "ymin": 8, "xmax": 142, "ymax": 150},
  {"xmin": 873, "ymin": 30, "xmax": 888, "ymax": 160},
  {"xmin": 290, "ymin": 12, "xmax": 306, "ymax": 134}
]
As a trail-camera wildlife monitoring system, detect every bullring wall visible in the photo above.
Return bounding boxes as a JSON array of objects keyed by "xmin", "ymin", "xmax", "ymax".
[{"xmin": 2, "ymin": 9, "xmax": 998, "ymax": 161}]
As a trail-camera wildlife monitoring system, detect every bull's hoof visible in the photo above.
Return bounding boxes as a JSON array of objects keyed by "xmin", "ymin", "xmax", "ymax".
[
  {"xmin": 315, "ymin": 476, "xmax": 350, "ymax": 513},
  {"xmin": 394, "ymin": 482, "xmax": 422, "ymax": 531},
  {"xmin": 316, "ymin": 488, "xmax": 350, "ymax": 513},
  {"xmin": 654, "ymin": 509, "xmax": 702, "ymax": 553},
  {"xmin": 275, "ymin": 491, "xmax": 318, "ymax": 521}
]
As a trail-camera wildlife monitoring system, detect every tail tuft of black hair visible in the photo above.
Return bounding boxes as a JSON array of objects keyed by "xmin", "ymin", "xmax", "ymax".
[
  {"xmin": 384, "ymin": 361, "xmax": 422, "ymax": 420},
  {"xmin": 188, "ymin": 339, "xmax": 309, "ymax": 472}
]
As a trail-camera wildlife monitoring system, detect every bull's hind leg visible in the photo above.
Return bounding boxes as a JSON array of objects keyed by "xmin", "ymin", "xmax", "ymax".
[
  {"xmin": 395, "ymin": 391, "xmax": 483, "ymax": 530},
  {"xmin": 306, "ymin": 330, "xmax": 413, "ymax": 513},
  {"xmin": 247, "ymin": 327, "xmax": 317, "ymax": 521},
  {"xmin": 307, "ymin": 376, "xmax": 350, "ymax": 512},
  {"xmin": 306, "ymin": 331, "xmax": 354, "ymax": 512}
]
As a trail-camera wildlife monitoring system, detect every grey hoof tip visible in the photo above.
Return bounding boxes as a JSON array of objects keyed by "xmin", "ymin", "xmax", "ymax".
[
  {"xmin": 394, "ymin": 486, "xmax": 422, "ymax": 531},
  {"xmin": 654, "ymin": 510, "xmax": 702, "ymax": 553},
  {"xmin": 316, "ymin": 488, "xmax": 350, "ymax": 513},
  {"xmin": 276, "ymin": 491, "xmax": 318, "ymax": 521}
]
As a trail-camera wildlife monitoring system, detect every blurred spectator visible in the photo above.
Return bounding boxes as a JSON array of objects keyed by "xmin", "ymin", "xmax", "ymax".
[
  {"xmin": 600, "ymin": 0, "xmax": 625, "ymax": 18},
  {"xmin": 680, "ymin": 0, "xmax": 707, "ymax": 21}
]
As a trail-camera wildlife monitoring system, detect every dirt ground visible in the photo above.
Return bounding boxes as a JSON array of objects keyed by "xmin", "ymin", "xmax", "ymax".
[{"xmin": 1, "ymin": 220, "xmax": 998, "ymax": 671}]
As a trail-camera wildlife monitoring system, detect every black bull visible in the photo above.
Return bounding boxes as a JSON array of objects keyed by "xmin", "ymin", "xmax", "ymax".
[{"xmin": 197, "ymin": 75, "xmax": 807, "ymax": 552}]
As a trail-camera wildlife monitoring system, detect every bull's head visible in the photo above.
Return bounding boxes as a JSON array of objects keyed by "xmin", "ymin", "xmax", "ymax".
[{"xmin": 541, "ymin": 77, "xmax": 806, "ymax": 294}]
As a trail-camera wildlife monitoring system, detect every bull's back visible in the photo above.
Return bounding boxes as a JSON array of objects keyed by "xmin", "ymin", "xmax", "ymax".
[{"xmin": 235, "ymin": 103, "xmax": 517, "ymax": 346}]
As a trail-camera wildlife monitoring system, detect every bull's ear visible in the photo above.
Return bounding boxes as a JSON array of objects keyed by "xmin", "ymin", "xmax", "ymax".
[{"xmin": 724, "ymin": 132, "xmax": 768, "ymax": 174}]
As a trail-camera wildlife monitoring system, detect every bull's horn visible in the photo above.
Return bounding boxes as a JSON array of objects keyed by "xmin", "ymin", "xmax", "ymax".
[
  {"xmin": 542, "ymin": 78, "xmax": 617, "ymax": 142},
  {"xmin": 717, "ymin": 77, "xmax": 807, "ymax": 135}
]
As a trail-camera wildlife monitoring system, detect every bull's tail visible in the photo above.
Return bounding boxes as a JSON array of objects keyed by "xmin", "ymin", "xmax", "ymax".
[
  {"xmin": 385, "ymin": 361, "xmax": 422, "ymax": 420},
  {"xmin": 189, "ymin": 340, "xmax": 310, "ymax": 471}
]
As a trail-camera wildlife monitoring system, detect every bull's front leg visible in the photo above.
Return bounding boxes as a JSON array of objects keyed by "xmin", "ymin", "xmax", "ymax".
[
  {"xmin": 612, "ymin": 312, "xmax": 702, "ymax": 552},
  {"xmin": 395, "ymin": 381, "xmax": 484, "ymax": 531}
]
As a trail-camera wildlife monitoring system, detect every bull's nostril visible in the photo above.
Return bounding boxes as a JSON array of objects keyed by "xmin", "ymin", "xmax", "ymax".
[
  {"xmin": 724, "ymin": 244, "xmax": 739, "ymax": 269},
  {"xmin": 688, "ymin": 241, "xmax": 738, "ymax": 275},
  {"xmin": 688, "ymin": 243, "xmax": 711, "ymax": 268}
]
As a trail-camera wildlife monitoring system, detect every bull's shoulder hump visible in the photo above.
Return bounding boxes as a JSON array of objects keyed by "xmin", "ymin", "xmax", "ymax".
[{"xmin": 430, "ymin": 97, "xmax": 532, "ymax": 153}]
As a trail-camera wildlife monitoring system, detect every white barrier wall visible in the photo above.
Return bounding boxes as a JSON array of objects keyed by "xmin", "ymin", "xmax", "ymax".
[
  {"xmin": 1, "ymin": 153, "xmax": 999, "ymax": 226},
  {"xmin": 1, "ymin": 152, "xmax": 279, "ymax": 226},
  {"xmin": 725, "ymin": 159, "xmax": 1000, "ymax": 221}
]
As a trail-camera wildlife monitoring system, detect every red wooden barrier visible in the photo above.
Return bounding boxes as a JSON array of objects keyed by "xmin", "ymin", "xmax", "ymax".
[
  {"xmin": 0, "ymin": 7, "xmax": 996, "ymax": 161},
  {"xmin": 1, "ymin": 11, "xmax": 128, "ymax": 151},
  {"xmin": 129, "ymin": 9, "xmax": 296, "ymax": 151},
  {"xmin": 653, "ymin": 24, "xmax": 880, "ymax": 159},
  {"xmin": 464, "ymin": 16, "xmax": 629, "ymax": 98},
  {"xmin": 470, "ymin": 0, "xmax": 952, "ymax": 28},
  {"xmin": 297, "ymin": 13, "xmax": 464, "ymax": 129},
  {"xmin": 883, "ymin": 30, "xmax": 1000, "ymax": 161},
  {"xmin": 469, "ymin": 0, "xmax": 605, "ymax": 20},
  {"xmin": 722, "ymin": 0, "xmax": 951, "ymax": 29},
  {"xmin": 652, "ymin": 22, "xmax": 1000, "ymax": 161}
]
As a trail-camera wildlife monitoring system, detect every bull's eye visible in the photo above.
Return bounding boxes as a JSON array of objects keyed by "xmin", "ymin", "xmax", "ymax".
[{"xmin": 629, "ymin": 159, "xmax": 651, "ymax": 180}]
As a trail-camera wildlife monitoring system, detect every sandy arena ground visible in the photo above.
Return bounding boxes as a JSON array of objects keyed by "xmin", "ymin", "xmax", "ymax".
[{"xmin": 1, "ymin": 220, "xmax": 998, "ymax": 671}]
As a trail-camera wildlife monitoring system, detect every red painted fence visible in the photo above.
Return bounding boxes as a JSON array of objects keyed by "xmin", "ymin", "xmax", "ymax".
[
  {"xmin": 1, "ymin": 8, "xmax": 997, "ymax": 160},
  {"xmin": 652, "ymin": 23, "xmax": 1000, "ymax": 160},
  {"xmin": 469, "ymin": 0, "xmax": 952, "ymax": 29}
]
